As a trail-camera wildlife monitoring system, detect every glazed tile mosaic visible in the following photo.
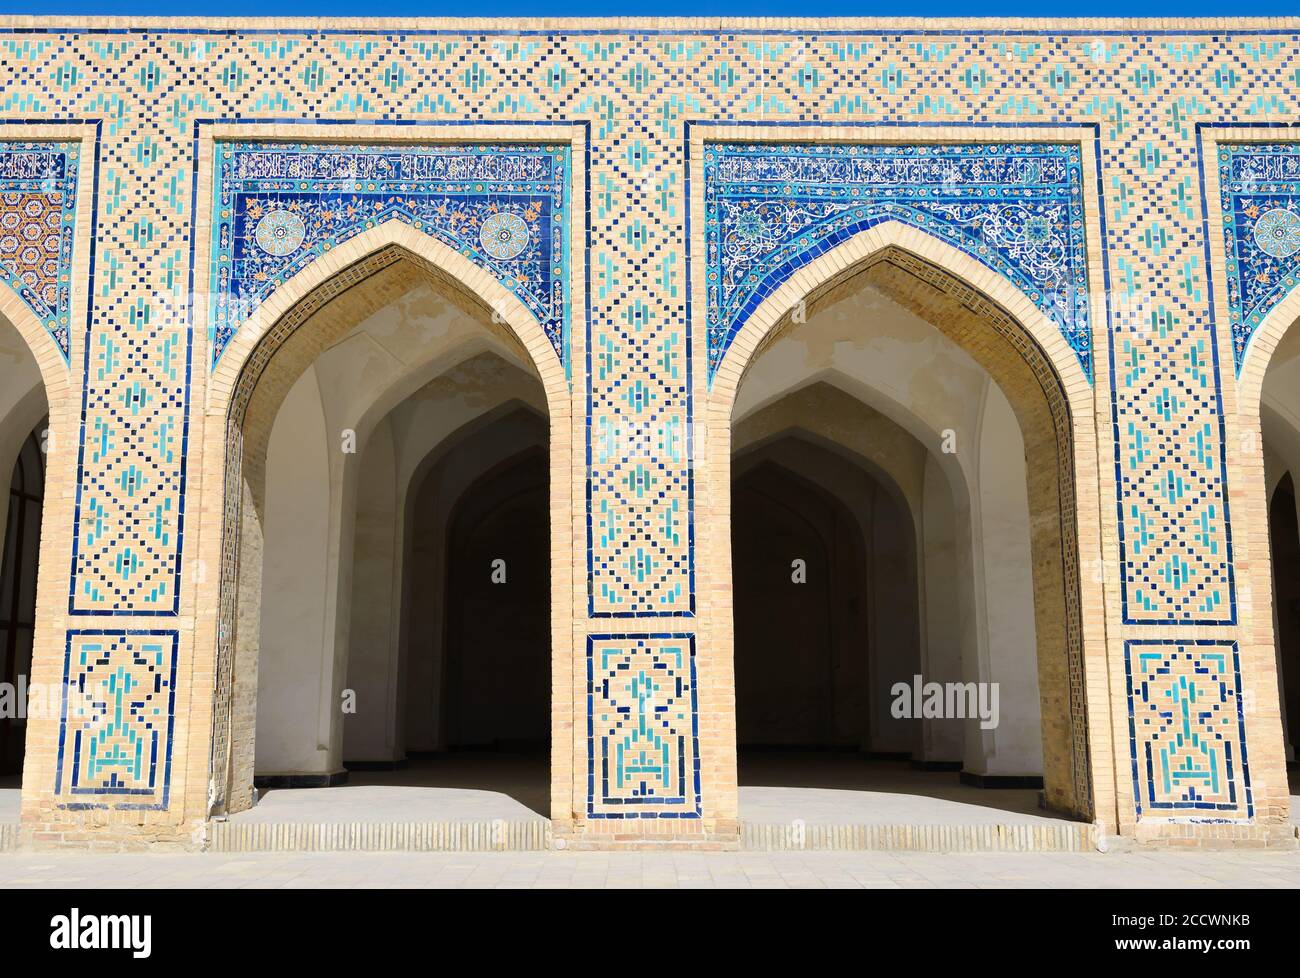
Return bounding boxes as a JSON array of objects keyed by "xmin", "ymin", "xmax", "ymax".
[
  {"xmin": 1217, "ymin": 142, "xmax": 1300, "ymax": 371},
  {"xmin": 1, "ymin": 18, "xmax": 1297, "ymax": 845},
  {"xmin": 208, "ymin": 142, "xmax": 571, "ymax": 368},
  {"xmin": 703, "ymin": 141, "xmax": 1092, "ymax": 379},
  {"xmin": 51, "ymin": 28, "xmax": 1245, "ymax": 626},
  {"xmin": 587, "ymin": 635, "xmax": 700, "ymax": 818},
  {"xmin": 1124, "ymin": 640, "xmax": 1252, "ymax": 818},
  {"xmin": 0, "ymin": 141, "xmax": 79, "ymax": 358},
  {"xmin": 53, "ymin": 631, "xmax": 179, "ymax": 810}
]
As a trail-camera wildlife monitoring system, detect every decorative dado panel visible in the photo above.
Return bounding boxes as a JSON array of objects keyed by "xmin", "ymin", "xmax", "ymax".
[
  {"xmin": 1217, "ymin": 142, "xmax": 1300, "ymax": 371},
  {"xmin": 587, "ymin": 634, "xmax": 700, "ymax": 819},
  {"xmin": 209, "ymin": 141, "xmax": 572, "ymax": 368},
  {"xmin": 1124, "ymin": 640, "xmax": 1252, "ymax": 820},
  {"xmin": 0, "ymin": 140, "xmax": 80, "ymax": 359},
  {"xmin": 704, "ymin": 141, "xmax": 1093, "ymax": 380},
  {"xmin": 54, "ymin": 630, "xmax": 179, "ymax": 811}
]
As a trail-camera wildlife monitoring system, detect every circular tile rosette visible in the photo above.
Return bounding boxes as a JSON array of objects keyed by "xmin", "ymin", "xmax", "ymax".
[
  {"xmin": 1253, "ymin": 207, "xmax": 1300, "ymax": 260},
  {"xmin": 479, "ymin": 211, "xmax": 530, "ymax": 261},
  {"xmin": 254, "ymin": 209, "xmax": 307, "ymax": 257}
]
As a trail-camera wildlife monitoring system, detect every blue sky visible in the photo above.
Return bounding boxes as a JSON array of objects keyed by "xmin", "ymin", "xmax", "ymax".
[{"xmin": 5, "ymin": 2, "xmax": 1298, "ymax": 18}]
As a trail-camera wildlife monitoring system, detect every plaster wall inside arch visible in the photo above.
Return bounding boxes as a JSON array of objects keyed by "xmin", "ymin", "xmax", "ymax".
[
  {"xmin": 257, "ymin": 367, "xmax": 333, "ymax": 775},
  {"xmin": 919, "ymin": 451, "xmax": 965, "ymax": 764},
  {"xmin": 971, "ymin": 382, "xmax": 1043, "ymax": 776}
]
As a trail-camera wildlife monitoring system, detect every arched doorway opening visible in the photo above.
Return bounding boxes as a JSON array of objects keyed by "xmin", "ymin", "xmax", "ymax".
[
  {"xmin": 440, "ymin": 449, "xmax": 549, "ymax": 753},
  {"xmin": 208, "ymin": 243, "xmax": 566, "ymax": 827},
  {"xmin": 0, "ymin": 426, "xmax": 44, "ymax": 776},
  {"xmin": 731, "ymin": 429, "xmax": 922, "ymax": 778},
  {"xmin": 732, "ymin": 458, "xmax": 871, "ymax": 751},
  {"xmin": 0, "ymin": 312, "xmax": 50, "ymax": 824},
  {"xmin": 711, "ymin": 233, "xmax": 1100, "ymax": 830},
  {"xmin": 359, "ymin": 405, "xmax": 551, "ymax": 816}
]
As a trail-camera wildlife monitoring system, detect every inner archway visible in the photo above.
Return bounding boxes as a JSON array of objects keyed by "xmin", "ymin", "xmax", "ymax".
[
  {"xmin": 208, "ymin": 241, "xmax": 568, "ymax": 829},
  {"xmin": 710, "ymin": 232, "xmax": 1101, "ymax": 831},
  {"xmin": 731, "ymin": 454, "xmax": 874, "ymax": 751},
  {"xmin": 441, "ymin": 450, "xmax": 549, "ymax": 752}
]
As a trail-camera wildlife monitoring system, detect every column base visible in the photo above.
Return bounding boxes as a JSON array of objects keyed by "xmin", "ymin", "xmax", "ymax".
[
  {"xmin": 911, "ymin": 759, "xmax": 963, "ymax": 772},
  {"xmin": 253, "ymin": 770, "xmax": 349, "ymax": 789},
  {"xmin": 959, "ymin": 770, "xmax": 1044, "ymax": 790},
  {"xmin": 342, "ymin": 758, "xmax": 409, "ymax": 772}
]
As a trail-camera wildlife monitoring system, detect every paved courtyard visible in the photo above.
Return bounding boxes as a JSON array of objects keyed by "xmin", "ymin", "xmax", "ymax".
[
  {"xmin": 1, "ymin": 848, "xmax": 1299, "ymax": 888},
  {"xmin": 218, "ymin": 752, "xmax": 1064, "ymax": 829}
]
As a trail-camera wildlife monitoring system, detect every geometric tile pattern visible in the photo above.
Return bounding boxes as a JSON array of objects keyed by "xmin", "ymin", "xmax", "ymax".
[
  {"xmin": 587, "ymin": 634, "xmax": 700, "ymax": 818},
  {"xmin": 20, "ymin": 27, "xmax": 1257, "ymax": 628},
  {"xmin": 54, "ymin": 630, "xmax": 179, "ymax": 811},
  {"xmin": 68, "ymin": 292, "xmax": 187, "ymax": 615},
  {"xmin": 1124, "ymin": 640, "xmax": 1251, "ymax": 819},
  {"xmin": 0, "ymin": 25, "xmax": 1283, "ymax": 795},
  {"xmin": 0, "ymin": 140, "xmax": 79, "ymax": 359},
  {"xmin": 209, "ymin": 141, "xmax": 571, "ymax": 368},
  {"xmin": 1216, "ymin": 142, "xmax": 1300, "ymax": 372},
  {"xmin": 705, "ymin": 141, "xmax": 1093, "ymax": 379}
]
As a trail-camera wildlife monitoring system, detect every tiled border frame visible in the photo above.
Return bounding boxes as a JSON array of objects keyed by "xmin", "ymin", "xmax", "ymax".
[
  {"xmin": 179, "ymin": 121, "xmax": 588, "ymax": 831},
  {"xmin": 1199, "ymin": 123, "xmax": 1300, "ymax": 830},
  {"xmin": 687, "ymin": 122, "xmax": 1118, "ymax": 832},
  {"xmin": 0, "ymin": 16, "xmax": 1294, "ymax": 33}
]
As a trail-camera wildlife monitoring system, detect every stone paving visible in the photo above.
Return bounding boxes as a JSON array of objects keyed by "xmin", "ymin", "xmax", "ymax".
[
  {"xmin": 223, "ymin": 753, "xmax": 1067, "ymax": 828},
  {"xmin": 0, "ymin": 789, "xmax": 18, "ymax": 822},
  {"xmin": 233, "ymin": 784, "xmax": 547, "ymax": 825},
  {"xmin": 1, "ymin": 849, "xmax": 1299, "ymax": 888}
]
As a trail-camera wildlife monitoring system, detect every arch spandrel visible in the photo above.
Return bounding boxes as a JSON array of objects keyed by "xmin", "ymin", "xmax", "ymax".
[
  {"xmin": 704, "ymin": 141, "xmax": 1093, "ymax": 384},
  {"xmin": 1216, "ymin": 142, "xmax": 1300, "ymax": 376},
  {"xmin": 208, "ymin": 141, "xmax": 572, "ymax": 374},
  {"xmin": 0, "ymin": 141, "xmax": 81, "ymax": 365}
]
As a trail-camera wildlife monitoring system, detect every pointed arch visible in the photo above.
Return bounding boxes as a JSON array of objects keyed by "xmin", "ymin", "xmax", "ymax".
[
  {"xmin": 1237, "ymin": 286, "xmax": 1300, "ymax": 419},
  {"xmin": 702, "ymin": 219, "xmax": 1108, "ymax": 825},
  {"xmin": 196, "ymin": 219, "xmax": 574, "ymax": 819}
]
